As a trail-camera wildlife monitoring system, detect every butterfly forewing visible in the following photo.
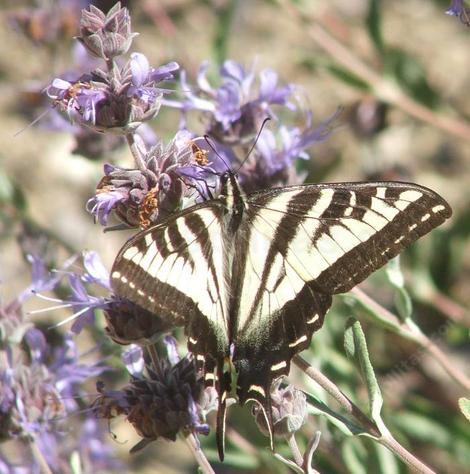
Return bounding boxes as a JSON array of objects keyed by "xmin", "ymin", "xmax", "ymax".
[
  {"xmin": 111, "ymin": 174, "xmax": 451, "ymax": 461},
  {"xmin": 111, "ymin": 201, "xmax": 231, "ymax": 369}
]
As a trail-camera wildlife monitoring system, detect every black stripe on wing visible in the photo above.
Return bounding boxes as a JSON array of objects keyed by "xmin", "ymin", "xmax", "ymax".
[{"xmin": 248, "ymin": 181, "xmax": 452, "ymax": 294}]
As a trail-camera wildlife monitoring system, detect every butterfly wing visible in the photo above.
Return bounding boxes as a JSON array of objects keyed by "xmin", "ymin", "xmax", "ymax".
[
  {"xmin": 232, "ymin": 181, "xmax": 451, "ymax": 445},
  {"xmin": 111, "ymin": 201, "xmax": 233, "ymax": 447}
]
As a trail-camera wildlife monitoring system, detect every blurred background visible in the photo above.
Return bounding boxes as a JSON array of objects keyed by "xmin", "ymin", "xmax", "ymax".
[{"xmin": 0, "ymin": 1, "xmax": 469, "ymax": 473}]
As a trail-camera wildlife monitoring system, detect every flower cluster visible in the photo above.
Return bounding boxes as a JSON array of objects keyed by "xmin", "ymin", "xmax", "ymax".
[
  {"xmin": 46, "ymin": 52, "xmax": 179, "ymax": 133},
  {"xmin": 87, "ymin": 130, "xmax": 214, "ymax": 229},
  {"xmin": 165, "ymin": 60, "xmax": 338, "ymax": 193},
  {"xmin": 93, "ymin": 341, "xmax": 214, "ymax": 452},
  {"xmin": 45, "ymin": 3, "xmax": 179, "ymax": 133},
  {"xmin": 0, "ymin": 255, "xmax": 119, "ymax": 472}
]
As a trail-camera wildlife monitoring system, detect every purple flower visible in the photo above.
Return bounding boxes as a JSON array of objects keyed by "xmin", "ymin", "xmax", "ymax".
[
  {"xmin": 59, "ymin": 251, "xmax": 112, "ymax": 333},
  {"xmin": 87, "ymin": 130, "xmax": 214, "ymax": 229},
  {"xmin": 165, "ymin": 60, "xmax": 296, "ymax": 145},
  {"xmin": 92, "ymin": 337, "xmax": 210, "ymax": 452},
  {"xmin": 46, "ymin": 77, "xmax": 107, "ymax": 126},
  {"xmin": 446, "ymin": 0, "xmax": 470, "ymax": 25},
  {"xmin": 0, "ymin": 255, "xmax": 117, "ymax": 472},
  {"xmin": 46, "ymin": 54, "xmax": 179, "ymax": 133}
]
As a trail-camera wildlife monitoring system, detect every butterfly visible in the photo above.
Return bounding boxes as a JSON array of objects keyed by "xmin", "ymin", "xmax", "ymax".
[{"xmin": 110, "ymin": 170, "xmax": 451, "ymax": 459}]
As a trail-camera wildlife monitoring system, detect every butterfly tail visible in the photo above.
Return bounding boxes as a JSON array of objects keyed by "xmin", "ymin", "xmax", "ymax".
[{"xmin": 215, "ymin": 362, "xmax": 232, "ymax": 461}]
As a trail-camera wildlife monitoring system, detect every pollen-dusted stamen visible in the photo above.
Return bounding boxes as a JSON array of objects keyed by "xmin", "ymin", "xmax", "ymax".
[
  {"xmin": 191, "ymin": 141, "xmax": 209, "ymax": 166},
  {"xmin": 139, "ymin": 186, "xmax": 159, "ymax": 229}
]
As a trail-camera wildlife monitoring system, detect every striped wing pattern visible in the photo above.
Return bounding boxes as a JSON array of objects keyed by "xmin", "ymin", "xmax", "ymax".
[{"xmin": 111, "ymin": 176, "xmax": 451, "ymax": 460}]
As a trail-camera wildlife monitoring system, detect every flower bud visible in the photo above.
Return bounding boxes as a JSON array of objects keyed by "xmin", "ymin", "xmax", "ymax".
[
  {"xmin": 253, "ymin": 382, "xmax": 307, "ymax": 438},
  {"xmin": 78, "ymin": 3, "xmax": 138, "ymax": 60}
]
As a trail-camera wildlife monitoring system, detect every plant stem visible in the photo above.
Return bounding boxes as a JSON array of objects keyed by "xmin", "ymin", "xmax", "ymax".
[
  {"xmin": 280, "ymin": 1, "xmax": 470, "ymax": 142},
  {"xmin": 183, "ymin": 433, "xmax": 216, "ymax": 474},
  {"xmin": 351, "ymin": 287, "xmax": 470, "ymax": 392},
  {"xmin": 294, "ymin": 355, "xmax": 380, "ymax": 437},
  {"xmin": 379, "ymin": 432, "xmax": 436, "ymax": 474},
  {"xmin": 286, "ymin": 433, "xmax": 304, "ymax": 467},
  {"xmin": 146, "ymin": 343, "xmax": 165, "ymax": 379},
  {"xmin": 29, "ymin": 437, "xmax": 54, "ymax": 474},
  {"xmin": 126, "ymin": 132, "xmax": 147, "ymax": 171},
  {"xmin": 294, "ymin": 355, "xmax": 437, "ymax": 474}
]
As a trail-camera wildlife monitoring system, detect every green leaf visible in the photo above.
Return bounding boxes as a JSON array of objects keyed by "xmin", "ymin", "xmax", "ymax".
[
  {"xmin": 392, "ymin": 411, "xmax": 452, "ymax": 445},
  {"xmin": 304, "ymin": 391, "xmax": 365, "ymax": 436},
  {"xmin": 344, "ymin": 319, "xmax": 384, "ymax": 425},
  {"xmin": 458, "ymin": 398, "xmax": 470, "ymax": 422},
  {"xmin": 366, "ymin": 0, "xmax": 385, "ymax": 54},
  {"xmin": 341, "ymin": 438, "xmax": 368, "ymax": 474},
  {"xmin": 384, "ymin": 258, "xmax": 413, "ymax": 321},
  {"xmin": 324, "ymin": 64, "xmax": 371, "ymax": 90},
  {"xmin": 373, "ymin": 442, "xmax": 400, "ymax": 474}
]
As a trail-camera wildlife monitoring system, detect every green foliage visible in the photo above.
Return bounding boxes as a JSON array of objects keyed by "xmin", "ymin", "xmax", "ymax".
[
  {"xmin": 344, "ymin": 319, "xmax": 383, "ymax": 424},
  {"xmin": 458, "ymin": 398, "xmax": 470, "ymax": 422}
]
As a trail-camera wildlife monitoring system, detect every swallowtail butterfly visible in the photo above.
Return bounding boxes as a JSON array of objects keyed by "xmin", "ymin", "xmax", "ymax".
[{"xmin": 111, "ymin": 172, "xmax": 451, "ymax": 459}]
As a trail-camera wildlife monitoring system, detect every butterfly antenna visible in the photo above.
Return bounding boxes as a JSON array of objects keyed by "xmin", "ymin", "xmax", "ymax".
[
  {"xmin": 13, "ymin": 108, "xmax": 52, "ymax": 137},
  {"xmin": 235, "ymin": 116, "xmax": 271, "ymax": 174},
  {"xmin": 203, "ymin": 134, "xmax": 231, "ymax": 173}
]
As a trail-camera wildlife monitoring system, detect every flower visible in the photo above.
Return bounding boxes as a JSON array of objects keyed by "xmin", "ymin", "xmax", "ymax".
[
  {"xmin": 78, "ymin": 2, "xmax": 137, "ymax": 59},
  {"xmin": 166, "ymin": 60, "xmax": 296, "ymax": 145},
  {"xmin": 252, "ymin": 381, "xmax": 307, "ymax": 439},
  {"xmin": 87, "ymin": 130, "xmax": 214, "ymax": 229},
  {"xmin": 165, "ymin": 60, "xmax": 338, "ymax": 193},
  {"xmin": 46, "ymin": 53, "xmax": 179, "ymax": 132},
  {"xmin": 0, "ymin": 255, "xmax": 117, "ymax": 473},
  {"xmin": 446, "ymin": 0, "xmax": 470, "ymax": 25},
  {"xmin": 93, "ymin": 338, "xmax": 210, "ymax": 452},
  {"xmin": 46, "ymin": 5, "xmax": 180, "ymax": 134}
]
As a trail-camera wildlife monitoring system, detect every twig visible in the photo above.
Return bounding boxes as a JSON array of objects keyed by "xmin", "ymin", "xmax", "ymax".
[
  {"xmin": 294, "ymin": 355, "xmax": 380, "ymax": 437},
  {"xmin": 126, "ymin": 132, "xmax": 147, "ymax": 171},
  {"xmin": 29, "ymin": 437, "xmax": 54, "ymax": 474},
  {"xmin": 379, "ymin": 431, "xmax": 436, "ymax": 474},
  {"xmin": 183, "ymin": 433, "xmax": 216, "ymax": 474},
  {"xmin": 294, "ymin": 355, "xmax": 437, "ymax": 474},
  {"xmin": 286, "ymin": 433, "xmax": 304, "ymax": 467},
  {"xmin": 280, "ymin": 1, "xmax": 470, "ymax": 142},
  {"xmin": 351, "ymin": 287, "xmax": 470, "ymax": 392}
]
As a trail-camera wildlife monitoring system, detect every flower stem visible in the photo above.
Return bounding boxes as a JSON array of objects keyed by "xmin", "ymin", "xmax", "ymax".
[
  {"xmin": 351, "ymin": 287, "xmax": 470, "ymax": 392},
  {"xmin": 29, "ymin": 437, "xmax": 54, "ymax": 474},
  {"xmin": 146, "ymin": 343, "xmax": 165, "ymax": 379},
  {"xmin": 286, "ymin": 433, "xmax": 304, "ymax": 466},
  {"xmin": 183, "ymin": 433, "xmax": 215, "ymax": 474},
  {"xmin": 294, "ymin": 355, "xmax": 380, "ymax": 437},
  {"xmin": 294, "ymin": 355, "xmax": 437, "ymax": 473},
  {"xmin": 379, "ymin": 432, "xmax": 436, "ymax": 474},
  {"xmin": 126, "ymin": 132, "xmax": 147, "ymax": 171}
]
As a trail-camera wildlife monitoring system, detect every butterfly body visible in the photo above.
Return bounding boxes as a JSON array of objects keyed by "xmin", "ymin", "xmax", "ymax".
[{"xmin": 111, "ymin": 172, "xmax": 451, "ymax": 459}]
